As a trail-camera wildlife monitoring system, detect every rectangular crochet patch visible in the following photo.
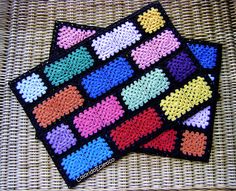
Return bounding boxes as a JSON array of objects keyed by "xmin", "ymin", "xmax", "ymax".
[
  {"xmin": 9, "ymin": 2, "xmax": 219, "ymax": 188},
  {"xmin": 73, "ymin": 95, "xmax": 124, "ymax": 138},
  {"xmin": 81, "ymin": 57, "xmax": 134, "ymax": 98},
  {"xmin": 33, "ymin": 85, "xmax": 84, "ymax": 128},
  {"xmin": 61, "ymin": 137, "xmax": 113, "ymax": 180}
]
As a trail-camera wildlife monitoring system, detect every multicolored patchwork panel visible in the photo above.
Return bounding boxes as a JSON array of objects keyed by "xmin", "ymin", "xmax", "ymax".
[
  {"xmin": 139, "ymin": 40, "xmax": 221, "ymax": 162},
  {"xmin": 9, "ymin": 2, "xmax": 219, "ymax": 188},
  {"xmin": 50, "ymin": 22, "xmax": 220, "ymax": 163}
]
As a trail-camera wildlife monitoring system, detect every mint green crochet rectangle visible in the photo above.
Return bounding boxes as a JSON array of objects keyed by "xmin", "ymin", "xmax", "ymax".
[
  {"xmin": 44, "ymin": 47, "xmax": 94, "ymax": 86},
  {"xmin": 121, "ymin": 68, "xmax": 170, "ymax": 111}
]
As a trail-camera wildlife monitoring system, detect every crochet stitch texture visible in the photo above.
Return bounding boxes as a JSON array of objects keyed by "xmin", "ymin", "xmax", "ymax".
[
  {"xmin": 57, "ymin": 25, "xmax": 96, "ymax": 50},
  {"xmin": 74, "ymin": 95, "xmax": 124, "ymax": 138},
  {"xmin": 131, "ymin": 30, "xmax": 180, "ymax": 69},
  {"xmin": 82, "ymin": 57, "xmax": 134, "ymax": 98},
  {"xmin": 137, "ymin": 7, "xmax": 165, "ymax": 34},
  {"xmin": 142, "ymin": 129, "xmax": 177, "ymax": 152},
  {"xmin": 183, "ymin": 106, "xmax": 211, "ymax": 129},
  {"xmin": 61, "ymin": 137, "xmax": 113, "ymax": 180},
  {"xmin": 180, "ymin": 130, "xmax": 207, "ymax": 157},
  {"xmin": 46, "ymin": 124, "xmax": 77, "ymax": 154},
  {"xmin": 187, "ymin": 43, "xmax": 217, "ymax": 69},
  {"xmin": 110, "ymin": 108, "xmax": 162, "ymax": 150},
  {"xmin": 16, "ymin": 73, "xmax": 47, "ymax": 103},
  {"xmin": 33, "ymin": 85, "xmax": 84, "ymax": 128},
  {"xmin": 160, "ymin": 76, "xmax": 212, "ymax": 121},
  {"xmin": 44, "ymin": 46, "xmax": 94, "ymax": 86},
  {"xmin": 121, "ymin": 68, "xmax": 170, "ymax": 111},
  {"xmin": 166, "ymin": 51, "xmax": 197, "ymax": 82},
  {"xmin": 91, "ymin": 21, "xmax": 142, "ymax": 60}
]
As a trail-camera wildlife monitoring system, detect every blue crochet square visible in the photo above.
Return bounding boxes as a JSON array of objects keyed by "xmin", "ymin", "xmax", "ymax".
[
  {"xmin": 187, "ymin": 43, "xmax": 217, "ymax": 69},
  {"xmin": 61, "ymin": 137, "xmax": 113, "ymax": 180},
  {"xmin": 81, "ymin": 57, "xmax": 134, "ymax": 98}
]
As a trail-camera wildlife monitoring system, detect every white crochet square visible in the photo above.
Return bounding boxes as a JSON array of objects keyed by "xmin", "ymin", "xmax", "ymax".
[
  {"xmin": 16, "ymin": 73, "xmax": 47, "ymax": 103},
  {"xmin": 91, "ymin": 21, "xmax": 142, "ymax": 60}
]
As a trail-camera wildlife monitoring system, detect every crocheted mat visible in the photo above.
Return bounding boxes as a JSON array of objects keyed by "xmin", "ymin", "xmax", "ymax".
[{"xmin": 0, "ymin": 0, "xmax": 236, "ymax": 190}]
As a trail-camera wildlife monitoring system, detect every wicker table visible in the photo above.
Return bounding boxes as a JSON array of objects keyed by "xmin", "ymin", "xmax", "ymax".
[{"xmin": 0, "ymin": 0, "xmax": 236, "ymax": 190}]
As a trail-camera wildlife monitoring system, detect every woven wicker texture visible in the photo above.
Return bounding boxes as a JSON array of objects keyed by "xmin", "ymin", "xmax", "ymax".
[{"xmin": 0, "ymin": 0, "xmax": 236, "ymax": 190}]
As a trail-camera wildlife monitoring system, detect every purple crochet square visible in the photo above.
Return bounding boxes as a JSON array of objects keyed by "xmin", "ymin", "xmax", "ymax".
[
  {"xmin": 46, "ymin": 124, "xmax": 77, "ymax": 154},
  {"xmin": 166, "ymin": 51, "xmax": 197, "ymax": 82}
]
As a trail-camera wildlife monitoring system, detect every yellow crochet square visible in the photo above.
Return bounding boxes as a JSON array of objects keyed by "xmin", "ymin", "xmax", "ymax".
[
  {"xmin": 137, "ymin": 7, "xmax": 165, "ymax": 34},
  {"xmin": 160, "ymin": 77, "xmax": 212, "ymax": 121}
]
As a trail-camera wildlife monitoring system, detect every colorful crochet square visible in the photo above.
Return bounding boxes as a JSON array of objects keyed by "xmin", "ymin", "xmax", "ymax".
[
  {"xmin": 187, "ymin": 43, "xmax": 217, "ymax": 69},
  {"xmin": 46, "ymin": 124, "xmax": 77, "ymax": 154},
  {"xmin": 137, "ymin": 7, "xmax": 165, "ymax": 34},
  {"xmin": 160, "ymin": 76, "xmax": 212, "ymax": 121},
  {"xmin": 73, "ymin": 95, "xmax": 124, "ymax": 138},
  {"xmin": 142, "ymin": 129, "xmax": 177, "ymax": 152},
  {"xmin": 33, "ymin": 85, "xmax": 84, "ymax": 128},
  {"xmin": 166, "ymin": 51, "xmax": 197, "ymax": 82},
  {"xmin": 91, "ymin": 21, "xmax": 142, "ymax": 60},
  {"xmin": 44, "ymin": 46, "xmax": 94, "ymax": 86},
  {"xmin": 57, "ymin": 25, "xmax": 96, "ymax": 50},
  {"xmin": 121, "ymin": 68, "xmax": 170, "ymax": 111},
  {"xmin": 110, "ymin": 107, "xmax": 162, "ymax": 151},
  {"xmin": 61, "ymin": 137, "xmax": 113, "ymax": 180},
  {"xmin": 183, "ymin": 106, "xmax": 211, "ymax": 129},
  {"xmin": 81, "ymin": 57, "xmax": 134, "ymax": 98},
  {"xmin": 16, "ymin": 73, "xmax": 47, "ymax": 103},
  {"xmin": 180, "ymin": 130, "xmax": 207, "ymax": 157},
  {"xmin": 131, "ymin": 30, "xmax": 180, "ymax": 69}
]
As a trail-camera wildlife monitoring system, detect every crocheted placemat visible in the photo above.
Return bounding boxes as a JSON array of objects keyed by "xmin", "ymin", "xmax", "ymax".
[
  {"xmin": 1, "ymin": 0, "xmax": 236, "ymax": 190},
  {"xmin": 49, "ymin": 21, "xmax": 221, "ymax": 162}
]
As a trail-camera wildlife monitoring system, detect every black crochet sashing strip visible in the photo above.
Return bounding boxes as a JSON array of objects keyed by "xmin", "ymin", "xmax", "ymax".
[
  {"xmin": 9, "ymin": 2, "xmax": 219, "ymax": 188},
  {"xmin": 50, "ymin": 21, "xmax": 222, "ymax": 163}
]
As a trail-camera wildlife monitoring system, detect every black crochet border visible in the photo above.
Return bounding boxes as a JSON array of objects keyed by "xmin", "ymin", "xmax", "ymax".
[{"xmin": 8, "ymin": 2, "xmax": 220, "ymax": 188}]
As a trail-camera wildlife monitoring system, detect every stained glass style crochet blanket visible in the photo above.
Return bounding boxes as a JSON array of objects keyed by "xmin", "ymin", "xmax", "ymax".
[
  {"xmin": 50, "ymin": 21, "xmax": 221, "ymax": 162},
  {"xmin": 9, "ymin": 2, "xmax": 221, "ymax": 188}
]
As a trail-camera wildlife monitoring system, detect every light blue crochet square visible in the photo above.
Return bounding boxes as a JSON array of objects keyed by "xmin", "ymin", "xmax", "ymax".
[
  {"xmin": 61, "ymin": 137, "xmax": 113, "ymax": 180},
  {"xmin": 16, "ymin": 73, "xmax": 47, "ymax": 103}
]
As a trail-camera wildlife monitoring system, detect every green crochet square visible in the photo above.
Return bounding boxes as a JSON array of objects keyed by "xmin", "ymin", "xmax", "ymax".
[
  {"xmin": 44, "ymin": 47, "xmax": 94, "ymax": 86},
  {"xmin": 121, "ymin": 68, "xmax": 170, "ymax": 111}
]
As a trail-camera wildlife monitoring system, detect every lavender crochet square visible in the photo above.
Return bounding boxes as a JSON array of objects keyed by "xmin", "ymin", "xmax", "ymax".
[
  {"xmin": 166, "ymin": 51, "xmax": 197, "ymax": 82},
  {"xmin": 46, "ymin": 124, "xmax": 77, "ymax": 154}
]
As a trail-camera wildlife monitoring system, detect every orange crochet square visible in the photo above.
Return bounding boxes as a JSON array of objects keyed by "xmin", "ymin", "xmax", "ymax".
[
  {"xmin": 33, "ymin": 85, "xmax": 84, "ymax": 128},
  {"xmin": 180, "ymin": 130, "xmax": 207, "ymax": 157}
]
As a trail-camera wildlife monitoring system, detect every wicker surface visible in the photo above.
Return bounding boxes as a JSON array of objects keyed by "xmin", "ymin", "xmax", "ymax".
[{"xmin": 0, "ymin": 0, "xmax": 236, "ymax": 190}]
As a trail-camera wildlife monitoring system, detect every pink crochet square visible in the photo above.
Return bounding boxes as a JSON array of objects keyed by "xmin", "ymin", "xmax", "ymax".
[
  {"xmin": 131, "ymin": 29, "xmax": 180, "ymax": 69},
  {"xmin": 57, "ymin": 26, "xmax": 96, "ymax": 50},
  {"xmin": 73, "ymin": 95, "xmax": 124, "ymax": 138}
]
